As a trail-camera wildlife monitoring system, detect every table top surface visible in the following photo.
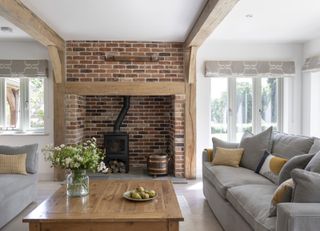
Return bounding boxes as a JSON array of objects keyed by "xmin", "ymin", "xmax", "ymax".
[{"xmin": 23, "ymin": 179, "xmax": 183, "ymax": 223}]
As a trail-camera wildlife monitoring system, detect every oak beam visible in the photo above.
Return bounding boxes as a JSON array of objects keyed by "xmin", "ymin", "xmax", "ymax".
[
  {"xmin": 184, "ymin": 82, "xmax": 196, "ymax": 179},
  {"xmin": 0, "ymin": 0, "xmax": 64, "ymax": 51},
  {"xmin": 65, "ymin": 82, "xmax": 186, "ymax": 96},
  {"xmin": 48, "ymin": 46, "xmax": 63, "ymax": 83},
  {"xmin": 184, "ymin": 46, "xmax": 198, "ymax": 84},
  {"xmin": 184, "ymin": 0, "xmax": 239, "ymax": 47}
]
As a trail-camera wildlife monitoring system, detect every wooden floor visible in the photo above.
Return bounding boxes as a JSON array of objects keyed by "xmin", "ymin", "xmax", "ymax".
[{"xmin": 0, "ymin": 178, "xmax": 223, "ymax": 231}]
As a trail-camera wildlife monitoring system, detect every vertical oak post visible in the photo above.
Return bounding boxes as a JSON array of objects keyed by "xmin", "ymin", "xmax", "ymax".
[
  {"xmin": 53, "ymin": 49, "xmax": 66, "ymax": 181},
  {"xmin": 184, "ymin": 47, "xmax": 197, "ymax": 179}
]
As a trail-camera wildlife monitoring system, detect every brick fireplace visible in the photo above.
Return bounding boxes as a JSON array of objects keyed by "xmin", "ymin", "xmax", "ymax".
[{"xmin": 64, "ymin": 41, "xmax": 185, "ymax": 177}]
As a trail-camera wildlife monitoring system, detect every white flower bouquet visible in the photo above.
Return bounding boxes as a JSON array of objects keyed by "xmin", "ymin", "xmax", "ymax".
[{"xmin": 43, "ymin": 137, "xmax": 105, "ymax": 171}]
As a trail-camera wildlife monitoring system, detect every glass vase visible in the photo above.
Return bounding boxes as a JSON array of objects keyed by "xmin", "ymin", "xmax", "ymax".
[{"xmin": 66, "ymin": 169, "xmax": 89, "ymax": 197}]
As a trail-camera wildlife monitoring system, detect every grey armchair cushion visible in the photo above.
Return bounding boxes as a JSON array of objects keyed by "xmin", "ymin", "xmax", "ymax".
[
  {"xmin": 239, "ymin": 127, "xmax": 273, "ymax": 171},
  {"xmin": 212, "ymin": 137, "xmax": 239, "ymax": 160},
  {"xmin": 291, "ymin": 169, "xmax": 320, "ymax": 203},
  {"xmin": 305, "ymin": 151, "xmax": 320, "ymax": 173},
  {"xmin": 279, "ymin": 153, "xmax": 314, "ymax": 185},
  {"xmin": 272, "ymin": 132, "xmax": 314, "ymax": 159},
  {"xmin": 0, "ymin": 144, "xmax": 38, "ymax": 174},
  {"xmin": 309, "ymin": 137, "xmax": 320, "ymax": 154}
]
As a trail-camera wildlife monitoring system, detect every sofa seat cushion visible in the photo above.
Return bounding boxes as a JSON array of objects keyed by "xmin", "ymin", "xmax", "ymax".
[
  {"xmin": 0, "ymin": 174, "xmax": 38, "ymax": 202},
  {"xmin": 203, "ymin": 162, "xmax": 274, "ymax": 198},
  {"xmin": 227, "ymin": 184, "xmax": 277, "ymax": 231}
]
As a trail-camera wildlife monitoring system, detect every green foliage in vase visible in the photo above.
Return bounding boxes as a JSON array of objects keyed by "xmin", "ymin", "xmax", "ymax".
[{"xmin": 43, "ymin": 138, "xmax": 105, "ymax": 171}]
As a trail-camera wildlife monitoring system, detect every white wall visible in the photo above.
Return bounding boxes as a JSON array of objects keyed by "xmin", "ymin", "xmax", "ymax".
[
  {"xmin": 196, "ymin": 40, "xmax": 303, "ymax": 177},
  {"xmin": 302, "ymin": 38, "xmax": 320, "ymax": 136},
  {"xmin": 0, "ymin": 41, "xmax": 54, "ymax": 180}
]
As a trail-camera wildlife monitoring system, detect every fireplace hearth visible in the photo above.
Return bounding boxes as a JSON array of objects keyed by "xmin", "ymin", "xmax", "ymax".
[{"xmin": 104, "ymin": 96, "xmax": 130, "ymax": 172}]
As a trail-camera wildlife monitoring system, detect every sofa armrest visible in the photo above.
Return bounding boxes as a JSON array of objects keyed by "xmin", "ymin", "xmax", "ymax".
[
  {"xmin": 277, "ymin": 203, "xmax": 320, "ymax": 231},
  {"xmin": 203, "ymin": 149, "xmax": 212, "ymax": 163}
]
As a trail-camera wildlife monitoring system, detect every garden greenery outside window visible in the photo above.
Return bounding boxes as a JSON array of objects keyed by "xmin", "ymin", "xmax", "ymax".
[
  {"xmin": 210, "ymin": 77, "xmax": 283, "ymax": 142},
  {"xmin": 0, "ymin": 77, "xmax": 45, "ymax": 132},
  {"xmin": 0, "ymin": 60, "xmax": 48, "ymax": 134}
]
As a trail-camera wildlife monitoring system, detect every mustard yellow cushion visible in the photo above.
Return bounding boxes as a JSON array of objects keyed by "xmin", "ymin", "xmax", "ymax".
[
  {"xmin": 269, "ymin": 178, "xmax": 294, "ymax": 216},
  {"xmin": 206, "ymin": 149, "xmax": 214, "ymax": 162},
  {"xmin": 212, "ymin": 147, "xmax": 244, "ymax": 167},
  {"xmin": 0, "ymin": 154, "xmax": 27, "ymax": 175}
]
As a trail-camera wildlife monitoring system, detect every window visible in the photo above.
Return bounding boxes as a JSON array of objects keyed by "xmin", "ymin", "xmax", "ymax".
[
  {"xmin": 0, "ymin": 77, "xmax": 45, "ymax": 132},
  {"xmin": 211, "ymin": 78, "xmax": 283, "ymax": 142}
]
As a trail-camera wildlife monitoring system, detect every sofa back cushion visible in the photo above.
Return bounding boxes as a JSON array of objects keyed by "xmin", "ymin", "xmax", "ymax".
[
  {"xmin": 292, "ymin": 169, "xmax": 320, "ymax": 203},
  {"xmin": 239, "ymin": 127, "xmax": 273, "ymax": 171},
  {"xmin": 272, "ymin": 132, "xmax": 314, "ymax": 159},
  {"xmin": 0, "ymin": 144, "xmax": 38, "ymax": 174},
  {"xmin": 309, "ymin": 137, "xmax": 320, "ymax": 154}
]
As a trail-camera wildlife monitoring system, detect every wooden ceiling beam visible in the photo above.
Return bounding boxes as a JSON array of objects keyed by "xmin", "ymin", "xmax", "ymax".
[
  {"xmin": 184, "ymin": 0, "xmax": 239, "ymax": 48},
  {"xmin": 48, "ymin": 46, "xmax": 63, "ymax": 83},
  {"xmin": 0, "ymin": 0, "xmax": 65, "ymax": 51}
]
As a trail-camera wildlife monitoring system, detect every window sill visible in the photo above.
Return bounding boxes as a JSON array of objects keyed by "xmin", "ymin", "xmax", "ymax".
[{"xmin": 0, "ymin": 131, "xmax": 49, "ymax": 136}]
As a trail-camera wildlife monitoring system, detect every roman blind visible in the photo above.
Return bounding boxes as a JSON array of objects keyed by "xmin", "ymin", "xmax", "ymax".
[
  {"xmin": 302, "ymin": 55, "xmax": 320, "ymax": 73},
  {"xmin": 0, "ymin": 60, "xmax": 48, "ymax": 78},
  {"xmin": 205, "ymin": 60, "xmax": 295, "ymax": 78}
]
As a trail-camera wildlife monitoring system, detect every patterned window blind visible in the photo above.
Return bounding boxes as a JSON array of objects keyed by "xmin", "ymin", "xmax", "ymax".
[
  {"xmin": 205, "ymin": 60, "xmax": 295, "ymax": 78},
  {"xmin": 0, "ymin": 60, "xmax": 48, "ymax": 78},
  {"xmin": 302, "ymin": 56, "xmax": 320, "ymax": 73}
]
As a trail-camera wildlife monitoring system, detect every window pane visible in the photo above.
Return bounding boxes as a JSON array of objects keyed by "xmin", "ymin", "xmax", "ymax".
[
  {"xmin": 261, "ymin": 78, "xmax": 278, "ymax": 131},
  {"xmin": 29, "ymin": 78, "xmax": 45, "ymax": 129},
  {"xmin": 236, "ymin": 78, "xmax": 253, "ymax": 141},
  {"xmin": 211, "ymin": 78, "xmax": 228, "ymax": 140},
  {"xmin": 5, "ymin": 78, "xmax": 20, "ymax": 128}
]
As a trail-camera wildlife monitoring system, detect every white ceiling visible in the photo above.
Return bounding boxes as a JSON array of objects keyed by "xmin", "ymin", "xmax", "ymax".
[
  {"xmin": 20, "ymin": 0, "xmax": 206, "ymax": 42},
  {"xmin": 209, "ymin": 0, "xmax": 320, "ymax": 43},
  {"xmin": 0, "ymin": 16, "xmax": 32, "ymax": 41}
]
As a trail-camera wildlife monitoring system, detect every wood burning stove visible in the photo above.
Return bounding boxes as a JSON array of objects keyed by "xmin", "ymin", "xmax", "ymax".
[{"xmin": 104, "ymin": 96, "xmax": 130, "ymax": 173}]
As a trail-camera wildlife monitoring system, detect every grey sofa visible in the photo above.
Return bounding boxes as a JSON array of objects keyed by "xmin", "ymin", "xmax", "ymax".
[
  {"xmin": 0, "ymin": 144, "xmax": 39, "ymax": 229},
  {"xmin": 203, "ymin": 132, "xmax": 320, "ymax": 231}
]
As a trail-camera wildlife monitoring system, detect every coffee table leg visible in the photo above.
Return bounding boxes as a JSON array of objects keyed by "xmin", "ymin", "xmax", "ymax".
[
  {"xmin": 168, "ymin": 221, "xmax": 179, "ymax": 231},
  {"xmin": 29, "ymin": 223, "xmax": 41, "ymax": 231}
]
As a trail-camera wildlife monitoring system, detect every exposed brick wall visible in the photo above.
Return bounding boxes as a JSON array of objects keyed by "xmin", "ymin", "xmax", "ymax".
[
  {"xmin": 65, "ymin": 95, "xmax": 86, "ymax": 145},
  {"xmin": 65, "ymin": 41, "xmax": 185, "ymax": 177},
  {"xmin": 66, "ymin": 41, "xmax": 184, "ymax": 82}
]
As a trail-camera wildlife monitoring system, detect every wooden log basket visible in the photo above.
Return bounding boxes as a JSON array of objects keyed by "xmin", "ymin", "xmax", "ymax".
[{"xmin": 147, "ymin": 154, "xmax": 169, "ymax": 177}]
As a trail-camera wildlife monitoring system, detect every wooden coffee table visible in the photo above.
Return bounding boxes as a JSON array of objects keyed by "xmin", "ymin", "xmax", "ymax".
[{"xmin": 23, "ymin": 179, "xmax": 184, "ymax": 231}]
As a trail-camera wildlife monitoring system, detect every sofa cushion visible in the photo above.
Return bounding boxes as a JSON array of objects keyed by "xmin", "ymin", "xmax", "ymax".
[
  {"xmin": 278, "ymin": 153, "xmax": 314, "ymax": 185},
  {"xmin": 0, "ymin": 144, "xmax": 38, "ymax": 174},
  {"xmin": 292, "ymin": 169, "xmax": 320, "ymax": 203},
  {"xmin": 0, "ymin": 174, "xmax": 38, "ymax": 202},
  {"xmin": 212, "ymin": 137, "xmax": 239, "ymax": 160},
  {"xmin": 240, "ymin": 127, "xmax": 273, "ymax": 171},
  {"xmin": 305, "ymin": 150, "xmax": 320, "ymax": 173},
  {"xmin": 269, "ymin": 179, "xmax": 294, "ymax": 217},
  {"xmin": 0, "ymin": 154, "xmax": 27, "ymax": 175},
  {"xmin": 227, "ymin": 184, "xmax": 277, "ymax": 231},
  {"xmin": 309, "ymin": 137, "xmax": 320, "ymax": 154},
  {"xmin": 272, "ymin": 132, "xmax": 314, "ymax": 159},
  {"xmin": 203, "ymin": 162, "xmax": 273, "ymax": 199},
  {"xmin": 212, "ymin": 147, "xmax": 244, "ymax": 167},
  {"xmin": 255, "ymin": 151, "xmax": 288, "ymax": 184}
]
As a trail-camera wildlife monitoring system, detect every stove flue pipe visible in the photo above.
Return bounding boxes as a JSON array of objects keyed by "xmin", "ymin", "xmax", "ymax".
[{"xmin": 114, "ymin": 96, "xmax": 130, "ymax": 132}]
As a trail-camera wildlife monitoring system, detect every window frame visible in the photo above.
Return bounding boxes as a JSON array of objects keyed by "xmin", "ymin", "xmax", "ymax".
[
  {"xmin": 211, "ymin": 77, "xmax": 284, "ymax": 142},
  {"xmin": 0, "ymin": 77, "xmax": 46, "ymax": 133}
]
